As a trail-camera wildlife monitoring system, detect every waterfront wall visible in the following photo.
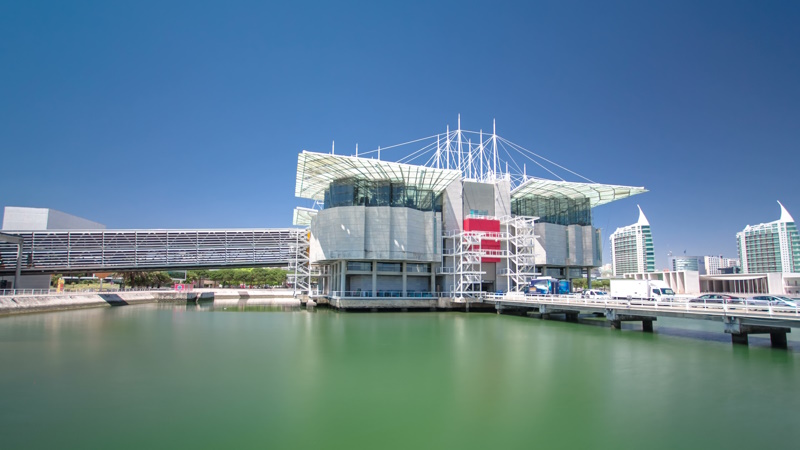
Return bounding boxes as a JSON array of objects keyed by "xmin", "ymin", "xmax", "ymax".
[
  {"xmin": 0, "ymin": 289, "xmax": 303, "ymax": 316},
  {"xmin": 0, "ymin": 291, "xmax": 214, "ymax": 315}
]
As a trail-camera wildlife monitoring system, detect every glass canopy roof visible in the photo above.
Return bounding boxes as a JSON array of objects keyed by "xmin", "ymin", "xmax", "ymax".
[
  {"xmin": 292, "ymin": 207, "xmax": 317, "ymax": 226},
  {"xmin": 510, "ymin": 177, "xmax": 647, "ymax": 208},
  {"xmin": 295, "ymin": 151, "xmax": 462, "ymax": 202}
]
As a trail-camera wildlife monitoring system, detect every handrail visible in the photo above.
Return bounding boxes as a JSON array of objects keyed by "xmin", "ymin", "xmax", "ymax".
[
  {"xmin": 330, "ymin": 290, "xmax": 439, "ymax": 299},
  {"xmin": 480, "ymin": 293, "xmax": 800, "ymax": 318}
]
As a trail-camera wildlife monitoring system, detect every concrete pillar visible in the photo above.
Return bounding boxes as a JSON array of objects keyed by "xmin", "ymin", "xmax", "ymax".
[
  {"xmin": 14, "ymin": 244, "xmax": 23, "ymax": 289},
  {"xmin": 642, "ymin": 320, "xmax": 654, "ymax": 332},
  {"xmin": 340, "ymin": 260, "xmax": 346, "ymax": 295},
  {"xmin": 587, "ymin": 268, "xmax": 592, "ymax": 289},
  {"xmin": 731, "ymin": 333, "xmax": 749, "ymax": 345},
  {"xmin": 430, "ymin": 264, "xmax": 436, "ymax": 294},
  {"xmin": 371, "ymin": 261, "xmax": 377, "ymax": 297},
  {"xmin": 771, "ymin": 332, "xmax": 788, "ymax": 349},
  {"xmin": 402, "ymin": 262, "xmax": 407, "ymax": 297}
]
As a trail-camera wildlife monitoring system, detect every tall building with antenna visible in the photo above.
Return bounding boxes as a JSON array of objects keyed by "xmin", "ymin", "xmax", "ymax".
[
  {"xmin": 609, "ymin": 206, "xmax": 655, "ymax": 276},
  {"xmin": 737, "ymin": 201, "xmax": 800, "ymax": 273},
  {"xmin": 292, "ymin": 117, "xmax": 647, "ymax": 299}
]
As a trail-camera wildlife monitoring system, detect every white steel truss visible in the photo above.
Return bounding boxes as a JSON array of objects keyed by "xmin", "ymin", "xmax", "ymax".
[
  {"xmin": 288, "ymin": 231, "xmax": 311, "ymax": 297},
  {"xmin": 440, "ymin": 215, "xmax": 538, "ymax": 299},
  {"xmin": 0, "ymin": 228, "xmax": 306, "ymax": 274},
  {"xmin": 500, "ymin": 216, "xmax": 539, "ymax": 292}
]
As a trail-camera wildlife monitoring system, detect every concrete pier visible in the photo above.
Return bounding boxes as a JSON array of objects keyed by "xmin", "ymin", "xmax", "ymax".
[{"xmin": 723, "ymin": 317, "xmax": 790, "ymax": 348}]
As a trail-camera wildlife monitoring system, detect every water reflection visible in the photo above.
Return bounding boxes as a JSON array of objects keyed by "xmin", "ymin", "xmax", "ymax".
[{"xmin": 0, "ymin": 306, "xmax": 798, "ymax": 450}]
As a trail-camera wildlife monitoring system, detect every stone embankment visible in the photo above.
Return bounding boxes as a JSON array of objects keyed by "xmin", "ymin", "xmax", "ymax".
[
  {"xmin": 0, "ymin": 289, "xmax": 300, "ymax": 316},
  {"xmin": 197, "ymin": 289, "xmax": 301, "ymax": 308}
]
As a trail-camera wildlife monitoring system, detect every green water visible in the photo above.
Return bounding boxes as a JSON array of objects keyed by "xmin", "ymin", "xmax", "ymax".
[{"xmin": 1, "ymin": 304, "xmax": 798, "ymax": 450}]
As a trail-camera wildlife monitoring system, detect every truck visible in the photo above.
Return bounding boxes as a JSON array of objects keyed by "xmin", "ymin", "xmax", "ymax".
[
  {"xmin": 528, "ymin": 277, "xmax": 571, "ymax": 295},
  {"xmin": 609, "ymin": 279, "xmax": 675, "ymax": 302}
]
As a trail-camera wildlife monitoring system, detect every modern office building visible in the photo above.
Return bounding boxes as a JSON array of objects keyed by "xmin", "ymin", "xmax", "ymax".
[
  {"xmin": 609, "ymin": 205, "xmax": 654, "ymax": 276},
  {"xmin": 668, "ymin": 255, "xmax": 705, "ymax": 274},
  {"xmin": 736, "ymin": 201, "xmax": 800, "ymax": 274},
  {"xmin": 294, "ymin": 122, "xmax": 647, "ymax": 300},
  {"xmin": 0, "ymin": 207, "xmax": 106, "ymax": 289},
  {"xmin": 704, "ymin": 255, "xmax": 740, "ymax": 275}
]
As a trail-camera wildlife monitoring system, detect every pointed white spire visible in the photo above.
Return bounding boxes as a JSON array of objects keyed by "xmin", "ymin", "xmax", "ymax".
[
  {"xmin": 778, "ymin": 200, "xmax": 794, "ymax": 223},
  {"xmin": 636, "ymin": 205, "xmax": 650, "ymax": 226}
]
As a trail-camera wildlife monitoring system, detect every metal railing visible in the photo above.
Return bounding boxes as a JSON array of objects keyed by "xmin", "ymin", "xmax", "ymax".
[
  {"xmin": 481, "ymin": 293, "xmax": 800, "ymax": 318},
  {"xmin": 0, "ymin": 287, "xmax": 173, "ymax": 297},
  {"xmin": 330, "ymin": 290, "xmax": 438, "ymax": 299}
]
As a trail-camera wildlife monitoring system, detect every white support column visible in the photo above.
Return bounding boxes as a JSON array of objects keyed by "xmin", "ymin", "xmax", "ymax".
[
  {"xmin": 402, "ymin": 262, "xmax": 407, "ymax": 297},
  {"xmin": 340, "ymin": 260, "xmax": 346, "ymax": 295},
  {"xmin": 372, "ymin": 261, "xmax": 377, "ymax": 297},
  {"xmin": 431, "ymin": 264, "xmax": 436, "ymax": 294}
]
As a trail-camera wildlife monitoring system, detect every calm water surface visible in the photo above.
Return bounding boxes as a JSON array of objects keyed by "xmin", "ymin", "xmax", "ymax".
[{"xmin": 1, "ymin": 303, "xmax": 798, "ymax": 449}]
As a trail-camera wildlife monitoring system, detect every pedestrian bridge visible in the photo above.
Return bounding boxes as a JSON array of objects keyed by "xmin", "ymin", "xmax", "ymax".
[
  {"xmin": 483, "ymin": 293, "xmax": 800, "ymax": 348},
  {"xmin": 0, "ymin": 228, "xmax": 308, "ymax": 275}
]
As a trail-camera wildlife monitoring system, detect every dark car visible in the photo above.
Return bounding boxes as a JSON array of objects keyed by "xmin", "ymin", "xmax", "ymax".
[{"xmin": 689, "ymin": 294, "xmax": 743, "ymax": 305}]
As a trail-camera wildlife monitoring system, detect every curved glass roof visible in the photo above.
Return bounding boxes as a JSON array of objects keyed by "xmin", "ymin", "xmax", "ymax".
[
  {"xmin": 295, "ymin": 151, "xmax": 462, "ymax": 201},
  {"xmin": 511, "ymin": 177, "xmax": 647, "ymax": 208},
  {"xmin": 292, "ymin": 207, "xmax": 317, "ymax": 226}
]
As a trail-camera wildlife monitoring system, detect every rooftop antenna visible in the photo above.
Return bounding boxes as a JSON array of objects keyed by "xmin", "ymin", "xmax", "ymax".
[
  {"xmin": 378, "ymin": 145, "xmax": 381, "ymax": 160},
  {"xmin": 445, "ymin": 125, "xmax": 451, "ymax": 170},
  {"xmin": 492, "ymin": 119, "xmax": 498, "ymax": 179},
  {"xmin": 436, "ymin": 135, "xmax": 441, "ymax": 169},
  {"xmin": 355, "ymin": 143, "xmax": 358, "ymax": 157},
  {"xmin": 467, "ymin": 138, "xmax": 473, "ymax": 179},
  {"xmin": 479, "ymin": 129, "xmax": 484, "ymax": 181},
  {"xmin": 332, "ymin": 140, "xmax": 335, "ymax": 155},
  {"xmin": 468, "ymin": 138, "xmax": 473, "ymax": 179},
  {"xmin": 523, "ymin": 163, "xmax": 527, "ymax": 180},
  {"xmin": 457, "ymin": 114, "xmax": 462, "ymax": 173}
]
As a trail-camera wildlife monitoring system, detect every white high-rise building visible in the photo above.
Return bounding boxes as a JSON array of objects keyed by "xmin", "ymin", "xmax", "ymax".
[
  {"xmin": 736, "ymin": 201, "xmax": 800, "ymax": 274},
  {"xmin": 610, "ymin": 205, "xmax": 655, "ymax": 276},
  {"xmin": 704, "ymin": 255, "xmax": 740, "ymax": 275}
]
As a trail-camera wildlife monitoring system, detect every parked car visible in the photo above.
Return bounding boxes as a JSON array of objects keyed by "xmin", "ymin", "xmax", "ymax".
[
  {"xmin": 689, "ymin": 294, "xmax": 743, "ymax": 305},
  {"xmin": 748, "ymin": 295, "xmax": 798, "ymax": 308},
  {"xmin": 582, "ymin": 289, "xmax": 609, "ymax": 299}
]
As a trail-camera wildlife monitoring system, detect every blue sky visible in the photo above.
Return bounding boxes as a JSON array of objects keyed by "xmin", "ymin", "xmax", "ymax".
[{"xmin": 1, "ymin": 1, "xmax": 798, "ymax": 269}]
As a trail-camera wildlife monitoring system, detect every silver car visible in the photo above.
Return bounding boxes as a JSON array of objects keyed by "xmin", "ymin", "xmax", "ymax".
[{"xmin": 749, "ymin": 295, "xmax": 798, "ymax": 308}]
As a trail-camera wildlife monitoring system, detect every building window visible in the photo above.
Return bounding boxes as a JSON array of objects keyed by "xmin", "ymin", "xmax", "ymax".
[
  {"xmin": 377, "ymin": 262, "xmax": 401, "ymax": 272},
  {"xmin": 407, "ymin": 263, "xmax": 430, "ymax": 273},
  {"xmin": 322, "ymin": 178, "xmax": 441, "ymax": 213},
  {"xmin": 347, "ymin": 261, "xmax": 372, "ymax": 271}
]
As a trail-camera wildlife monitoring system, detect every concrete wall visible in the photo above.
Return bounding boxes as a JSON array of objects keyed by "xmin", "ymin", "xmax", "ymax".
[
  {"xmin": 309, "ymin": 206, "xmax": 441, "ymax": 263},
  {"xmin": 0, "ymin": 274, "xmax": 51, "ymax": 289},
  {"xmin": 462, "ymin": 181, "xmax": 495, "ymax": 216},
  {"xmin": 442, "ymin": 179, "xmax": 463, "ymax": 234},
  {"xmin": 493, "ymin": 179, "xmax": 512, "ymax": 218},
  {"xmin": 535, "ymin": 222, "xmax": 601, "ymax": 268},
  {"xmin": 2, "ymin": 207, "xmax": 105, "ymax": 231}
]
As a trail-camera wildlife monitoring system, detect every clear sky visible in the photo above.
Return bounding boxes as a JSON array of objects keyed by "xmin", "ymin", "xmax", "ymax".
[{"xmin": 1, "ymin": 1, "xmax": 798, "ymax": 269}]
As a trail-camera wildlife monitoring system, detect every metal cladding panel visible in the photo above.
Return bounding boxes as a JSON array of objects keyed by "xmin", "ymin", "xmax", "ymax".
[{"xmin": 464, "ymin": 217, "xmax": 501, "ymax": 263}]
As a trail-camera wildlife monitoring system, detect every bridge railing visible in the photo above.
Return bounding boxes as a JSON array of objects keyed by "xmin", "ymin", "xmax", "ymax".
[
  {"xmin": 330, "ymin": 290, "xmax": 439, "ymax": 299},
  {"xmin": 483, "ymin": 293, "xmax": 800, "ymax": 317},
  {"xmin": 0, "ymin": 287, "xmax": 173, "ymax": 297}
]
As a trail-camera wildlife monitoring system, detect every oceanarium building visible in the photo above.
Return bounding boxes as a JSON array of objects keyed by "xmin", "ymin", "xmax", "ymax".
[{"xmin": 292, "ymin": 121, "xmax": 647, "ymax": 299}]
